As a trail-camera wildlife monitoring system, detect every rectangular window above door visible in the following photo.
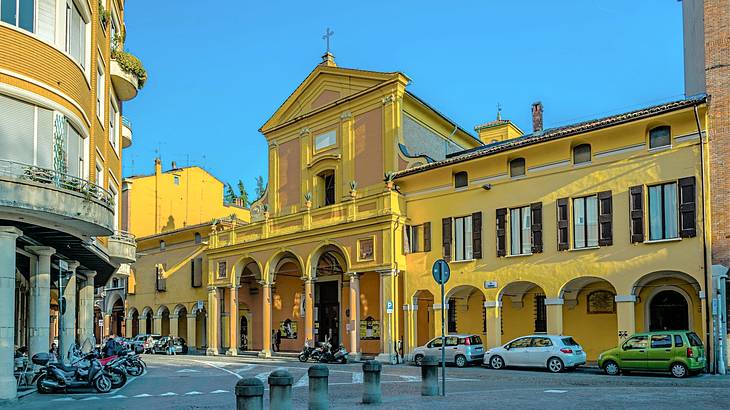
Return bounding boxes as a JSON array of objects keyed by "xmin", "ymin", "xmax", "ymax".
[{"xmin": 314, "ymin": 130, "xmax": 336, "ymax": 151}]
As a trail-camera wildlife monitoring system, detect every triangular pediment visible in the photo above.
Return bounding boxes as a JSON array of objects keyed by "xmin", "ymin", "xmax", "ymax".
[{"xmin": 260, "ymin": 65, "xmax": 404, "ymax": 133}]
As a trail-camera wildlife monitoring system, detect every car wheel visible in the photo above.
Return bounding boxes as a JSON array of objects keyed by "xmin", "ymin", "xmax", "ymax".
[
  {"xmin": 547, "ymin": 357, "xmax": 564, "ymax": 373},
  {"xmin": 414, "ymin": 355, "xmax": 424, "ymax": 366},
  {"xmin": 603, "ymin": 360, "xmax": 620, "ymax": 376},
  {"xmin": 671, "ymin": 362, "xmax": 688, "ymax": 378},
  {"xmin": 455, "ymin": 355, "xmax": 467, "ymax": 368},
  {"xmin": 489, "ymin": 355, "xmax": 505, "ymax": 370}
]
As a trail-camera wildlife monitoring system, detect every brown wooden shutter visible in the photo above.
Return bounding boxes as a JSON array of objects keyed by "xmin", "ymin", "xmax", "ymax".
[
  {"xmin": 472, "ymin": 211, "xmax": 482, "ymax": 259},
  {"xmin": 442, "ymin": 217, "xmax": 452, "ymax": 262},
  {"xmin": 629, "ymin": 185, "xmax": 644, "ymax": 243},
  {"xmin": 556, "ymin": 198, "xmax": 569, "ymax": 251},
  {"xmin": 531, "ymin": 202, "xmax": 543, "ymax": 253},
  {"xmin": 423, "ymin": 222, "xmax": 431, "ymax": 252},
  {"xmin": 192, "ymin": 257, "xmax": 203, "ymax": 288},
  {"xmin": 598, "ymin": 190, "xmax": 613, "ymax": 246},
  {"xmin": 678, "ymin": 177, "xmax": 697, "ymax": 238},
  {"xmin": 496, "ymin": 208, "xmax": 507, "ymax": 257}
]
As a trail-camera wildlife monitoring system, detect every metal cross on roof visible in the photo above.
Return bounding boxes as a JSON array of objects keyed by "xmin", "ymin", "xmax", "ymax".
[{"xmin": 322, "ymin": 27, "xmax": 334, "ymax": 54}]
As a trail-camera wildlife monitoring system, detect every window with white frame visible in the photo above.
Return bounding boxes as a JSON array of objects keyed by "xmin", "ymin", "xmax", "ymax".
[
  {"xmin": 66, "ymin": 122, "xmax": 84, "ymax": 178},
  {"xmin": 109, "ymin": 98, "xmax": 118, "ymax": 150},
  {"xmin": 1, "ymin": 0, "xmax": 34, "ymax": 31},
  {"xmin": 573, "ymin": 195, "xmax": 598, "ymax": 248},
  {"xmin": 314, "ymin": 130, "xmax": 336, "ymax": 151},
  {"xmin": 0, "ymin": 93, "xmax": 53, "ymax": 169},
  {"xmin": 109, "ymin": 183, "xmax": 118, "ymax": 229},
  {"xmin": 510, "ymin": 206, "xmax": 531, "ymax": 255},
  {"xmin": 648, "ymin": 182, "xmax": 678, "ymax": 240},
  {"xmin": 96, "ymin": 62, "xmax": 105, "ymax": 122},
  {"xmin": 95, "ymin": 162, "xmax": 104, "ymax": 186},
  {"xmin": 453, "ymin": 215, "xmax": 473, "ymax": 261},
  {"xmin": 65, "ymin": 0, "xmax": 86, "ymax": 69}
]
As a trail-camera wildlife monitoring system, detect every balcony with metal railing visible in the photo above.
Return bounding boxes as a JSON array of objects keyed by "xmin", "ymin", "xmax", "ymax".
[
  {"xmin": 121, "ymin": 116, "xmax": 132, "ymax": 148},
  {"xmin": 108, "ymin": 230, "xmax": 136, "ymax": 264},
  {"xmin": 0, "ymin": 159, "xmax": 115, "ymax": 237}
]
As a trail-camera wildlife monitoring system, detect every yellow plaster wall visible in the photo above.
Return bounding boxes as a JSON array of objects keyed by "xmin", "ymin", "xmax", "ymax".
[
  {"xmin": 563, "ymin": 283, "xmax": 618, "ymax": 359},
  {"xmin": 360, "ymin": 272, "xmax": 381, "ymax": 355}
]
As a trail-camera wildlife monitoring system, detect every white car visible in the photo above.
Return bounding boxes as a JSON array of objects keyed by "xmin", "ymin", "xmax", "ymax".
[
  {"xmin": 412, "ymin": 334, "xmax": 485, "ymax": 368},
  {"xmin": 483, "ymin": 334, "xmax": 586, "ymax": 373}
]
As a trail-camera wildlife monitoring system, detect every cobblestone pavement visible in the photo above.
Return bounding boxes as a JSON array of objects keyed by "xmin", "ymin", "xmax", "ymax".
[{"xmin": 6, "ymin": 354, "xmax": 729, "ymax": 409}]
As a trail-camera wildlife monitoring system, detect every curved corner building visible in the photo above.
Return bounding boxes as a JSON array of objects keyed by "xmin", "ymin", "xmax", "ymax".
[{"xmin": 0, "ymin": 0, "xmax": 142, "ymax": 400}]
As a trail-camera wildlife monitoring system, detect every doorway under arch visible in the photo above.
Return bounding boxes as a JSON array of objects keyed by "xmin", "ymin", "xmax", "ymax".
[{"xmin": 649, "ymin": 289, "xmax": 689, "ymax": 331}]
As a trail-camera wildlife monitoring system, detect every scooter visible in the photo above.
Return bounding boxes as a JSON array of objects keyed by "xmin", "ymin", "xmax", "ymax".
[
  {"xmin": 298, "ymin": 340, "xmax": 317, "ymax": 363},
  {"xmin": 318, "ymin": 342, "xmax": 349, "ymax": 364},
  {"xmin": 99, "ymin": 355, "xmax": 128, "ymax": 388},
  {"xmin": 32, "ymin": 351, "xmax": 112, "ymax": 393}
]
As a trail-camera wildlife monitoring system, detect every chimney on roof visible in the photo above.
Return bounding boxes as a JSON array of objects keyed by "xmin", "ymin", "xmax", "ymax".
[
  {"xmin": 171, "ymin": 161, "xmax": 177, "ymax": 170},
  {"xmin": 154, "ymin": 158, "xmax": 162, "ymax": 175},
  {"xmin": 531, "ymin": 102, "xmax": 543, "ymax": 133}
]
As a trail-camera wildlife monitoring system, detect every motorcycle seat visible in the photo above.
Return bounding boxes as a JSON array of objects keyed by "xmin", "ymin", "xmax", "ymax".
[{"xmin": 51, "ymin": 362, "xmax": 78, "ymax": 373}]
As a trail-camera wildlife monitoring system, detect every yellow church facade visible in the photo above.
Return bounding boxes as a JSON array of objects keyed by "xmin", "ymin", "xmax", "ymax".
[{"xmin": 125, "ymin": 54, "xmax": 713, "ymax": 364}]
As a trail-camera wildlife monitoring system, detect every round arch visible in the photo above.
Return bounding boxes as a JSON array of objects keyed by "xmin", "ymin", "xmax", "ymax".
[
  {"xmin": 265, "ymin": 250, "xmax": 305, "ymax": 284},
  {"xmin": 644, "ymin": 285, "xmax": 693, "ymax": 331},
  {"xmin": 141, "ymin": 306, "xmax": 153, "ymax": 318},
  {"xmin": 559, "ymin": 276, "xmax": 618, "ymax": 308},
  {"xmin": 126, "ymin": 307, "xmax": 139, "ymax": 320},
  {"xmin": 444, "ymin": 285, "xmax": 486, "ymax": 336},
  {"xmin": 156, "ymin": 304, "xmax": 170, "ymax": 317},
  {"xmin": 105, "ymin": 292, "xmax": 124, "ymax": 315},
  {"xmin": 306, "ymin": 242, "xmax": 351, "ymax": 279},
  {"xmin": 497, "ymin": 280, "xmax": 548, "ymax": 307},
  {"xmin": 173, "ymin": 304, "xmax": 188, "ymax": 317},
  {"xmin": 234, "ymin": 256, "xmax": 263, "ymax": 283},
  {"xmin": 631, "ymin": 270, "xmax": 701, "ymax": 296}
]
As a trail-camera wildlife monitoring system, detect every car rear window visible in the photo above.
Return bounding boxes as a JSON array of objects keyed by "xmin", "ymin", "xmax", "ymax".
[
  {"xmin": 561, "ymin": 337, "xmax": 579, "ymax": 346},
  {"xmin": 470, "ymin": 336, "xmax": 482, "ymax": 345},
  {"xmin": 687, "ymin": 332, "xmax": 703, "ymax": 347}
]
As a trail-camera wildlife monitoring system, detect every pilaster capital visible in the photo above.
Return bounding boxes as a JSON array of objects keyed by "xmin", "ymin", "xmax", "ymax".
[
  {"xmin": 258, "ymin": 280, "xmax": 272, "ymax": 288},
  {"xmin": 543, "ymin": 298, "xmax": 564, "ymax": 306},
  {"xmin": 207, "ymin": 286, "xmax": 218, "ymax": 294},
  {"xmin": 78, "ymin": 270, "xmax": 97, "ymax": 281},
  {"xmin": 381, "ymin": 94, "xmax": 396, "ymax": 105},
  {"xmin": 187, "ymin": 313, "xmax": 197, "ymax": 319},
  {"xmin": 346, "ymin": 271, "xmax": 360, "ymax": 279},
  {"xmin": 340, "ymin": 111, "xmax": 352, "ymax": 121},
  {"xmin": 0, "ymin": 226, "xmax": 23, "ymax": 239},
  {"xmin": 484, "ymin": 300, "xmax": 500, "ymax": 309},
  {"xmin": 614, "ymin": 294, "xmax": 637, "ymax": 303},
  {"xmin": 377, "ymin": 268, "xmax": 398, "ymax": 277},
  {"xmin": 169, "ymin": 314, "xmax": 179, "ymax": 320},
  {"xmin": 25, "ymin": 246, "xmax": 56, "ymax": 257},
  {"xmin": 66, "ymin": 260, "xmax": 81, "ymax": 271},
  {"xmin": 299, "ymin": 127, "xmax": 311, "ymax": 136},
  {"xmin": 301, "ymin": 276, "xmax": 314, "ymax": 284},
  {"xmin": 152, "ymin": 315, "xmax": 162, "ymax": 320}
]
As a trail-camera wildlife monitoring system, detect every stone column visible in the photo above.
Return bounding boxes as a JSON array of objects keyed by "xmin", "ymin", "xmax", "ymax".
[
  {"xmin": 376, "ymin": 269, "xmax": 398, "ymax": 362},
  {"xmin": 304, "ymin": 278, "xmax": 314, "ymax": 343},
  {"xmin": 152, "ymin": 315, "xmax": 161, "ymax": 335},
  {"xmin": 615, "ymin": 295, "xmax": 637, "ymax": 343},
  {"xmin": 227, "ymin": 286, "xmax": 239, "ymax": 356},
  {"xmin": 187, "ymin": 313, "xmax": 197, "ymax": 350},
  {"xmin": 259, "ymin": 282, "xmax": 272, "ymax": 358},
  {"xmin": 206, "ymin": 287, "xmax": 220, "ymax": 355},
  {"xmin": 139, "ymin": 316, "xmax": 148, "ymax": 337},
  {"xmin": 60, "ymin": 261, "xmax": 79, "ymax": 363},
  {"xmin": 170, "ymin": 314, "xmax": 179, "ymax": 338},
  {"xmin": 348, "ymin": 273, "xmax": 361, "ymax": 360},
  {"xmin": 544, "ymin": 298, "xmax": 564, "ymax": 335},
  {"xmin": 77, "ymin": 270, "xmax": 96, "ymax": 343},
  {"xmin": 124, "ymin": 317, "xmax": 134, "ymax": 338},
  {"xmin": 0, "ymin": 227, "xmax": 22, "ymax": 400},
  {"xmin": 484, "ymin": 301, "xmax": 501, "ymax": 348},
  {"xmin": 26, "ymin": 246, "xmax": 55, "ymax": 360}
]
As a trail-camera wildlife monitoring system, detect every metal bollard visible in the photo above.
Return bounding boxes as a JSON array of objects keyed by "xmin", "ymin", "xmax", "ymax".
[
  {"xmin": 268, "ymin": 369, "xmax": 294, "ymax": 410},
  {"xmin": 361, "ymin": 360, "xmax": 382, "ymax": 404},
  {"xmin": 420, "ymin": 356, "xmax": 439, "ymax": 396},
  {"xmin": 308, "ymin": 364, "xmax": 329, "ymax": 410},
  {"xmin": 235, "ymin": 378, "xmax": 264, "ymax": 410}
]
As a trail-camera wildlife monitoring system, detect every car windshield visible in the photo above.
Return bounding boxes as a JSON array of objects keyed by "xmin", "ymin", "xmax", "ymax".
[
  {"xmin": 687, "ymin": 332, "xmax": 703, "ymax": 347},
  {"xmin": 561, "ymin": 337, "xmax": 579, "ymax": 346}
]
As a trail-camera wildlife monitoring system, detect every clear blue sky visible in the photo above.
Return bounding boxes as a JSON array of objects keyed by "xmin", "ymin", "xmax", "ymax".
[{"xmin": 122, "ymin": 0, "xmax": 685, "ymax": 194}]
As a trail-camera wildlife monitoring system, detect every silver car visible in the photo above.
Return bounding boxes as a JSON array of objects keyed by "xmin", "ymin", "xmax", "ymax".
[
  {"xmin": 483, "ymin": 334, "xmax": 587, "ymax": 373},
  {"xmin": 412, "ymin": 334, "xmax": 485, "ymax": 368}
]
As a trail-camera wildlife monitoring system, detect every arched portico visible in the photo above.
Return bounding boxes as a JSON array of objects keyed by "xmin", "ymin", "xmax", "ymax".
[
  {"xmin": 236, "ymin": 258, "xmax": 263, "ymax": 353},
  {"xmin": 445, "ymin": 285, "xmax": 486, "ymax": 337},
  {"xmin": 631, "ymin": 271, "xmax": 702, "ymax": 335},
  {"xmin": 497, "ymin": 281, "xmax": 549, "ymax": 346},
  {"xmin": 560, "ymin": 276, "xmax": 618, "ymax": 359},
  {"xmin": 141, "ymin": 306, "xmax": 153, "ymax": 334},
  {"xmin": 126, "ymin": 307, "xmax": 139, "ymax": 337},
  {"xmin": 156, "ymin": 305, "xmax": 171, "ymax": 336}
]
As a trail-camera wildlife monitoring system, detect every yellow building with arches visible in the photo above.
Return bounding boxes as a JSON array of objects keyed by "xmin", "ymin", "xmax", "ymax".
[{"xmin": 125, "ymin": 53, "xmax": 717, "ymax": 366}]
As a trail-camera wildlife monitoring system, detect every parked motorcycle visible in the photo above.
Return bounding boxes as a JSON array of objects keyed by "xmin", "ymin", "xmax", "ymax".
[
  {"xmin": 298, "ymin": 340, "xmax": 317, "ymax": 363},
  {"xmin": 99, "ymin": 355, "xmax": 128, "ymax": 388},
  {"xmin": 318, "ymin": 341, "xmax": 349, "ymax": 364},
  {"xmin": 32, "ymin": 351, "xmax": 112, "ymax": 393},
  {"xmin": 122, "ymin": 351, "xmax": 145, "ymax": 376}
]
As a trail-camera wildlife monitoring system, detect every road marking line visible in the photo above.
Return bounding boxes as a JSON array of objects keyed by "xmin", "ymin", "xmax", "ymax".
[
  {"xmin": 234, "ymin": 364, "xmax": 257, "ymax": 373},
  {"xmin": 544, "ymin": 389, "xmax": 567, "ymax": 393},
  {"xmin": 194, "ymin": 360, "xmax": 243, "ymax": 379},
  {"xmin": 185, "ymin": 391, "xmax": 203, "ymax": 395},
  {"xmin": 293, "ymin": 374, "xmax": 309, "ymax": 388},
  {"xmin": 160, "ymin": 392, "xmax": 177, "ymax": 396},
  {"xmin": 109, "ymin": 395, "xmax": 127, "ymax": 399},
  {"xmin": 81, "ymin": 397, "xmax": 100, "ymax": 401},
  {"xmin": 51, "ymin": 397, "xmax": 75, "ymax": 401},
  {"xmin": 176, "ymin": 369, "xmax": 199, "ymax": 373},
  {"xmin": 352, "ymin": 372, "xmax": 363, "ymax": 384},
  {"xmin": 133, "ymin": 393, "xmax": 152, "ymax": 398},
  {"xmin": 255, "ymin": 367, "xmax": 287, "ymax": 384},
  {"xmin": 210, "ymin": 389, "xmax": 229, "ymax": 394}
]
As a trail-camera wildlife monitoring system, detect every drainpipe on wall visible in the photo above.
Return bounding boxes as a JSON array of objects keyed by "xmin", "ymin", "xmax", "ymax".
[{"xmin": 694, "ymin": 104, "xmax": 714, "ymax": 373}]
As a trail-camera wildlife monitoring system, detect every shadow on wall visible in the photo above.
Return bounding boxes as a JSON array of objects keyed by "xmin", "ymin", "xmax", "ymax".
[{"xmin": 162, "ymin": 215, "xmax": 175, "ymax": 232}]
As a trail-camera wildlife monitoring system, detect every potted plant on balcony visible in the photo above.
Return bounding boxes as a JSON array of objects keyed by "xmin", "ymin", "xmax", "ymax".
[
  {"xmin": 384, "ymin": 172, "xmax": 395, "ymax": 191},
  {"xmin": 304, "ymin": 192, "xmax": 312, "ymax": 210},
  {"xmin": 111, "ymin": 33, "xmax": 147, "ymax": 89},
  {"xmin": 98, "ymin": 0, "xmax": 110, "ymax": 29},
  {"xmin": 349, "ymin": 180, "xmax": 357, "ymax": 199},
  {"xmin": 262, "ymin": 204, "xmax": 270, "ymax": 220}
]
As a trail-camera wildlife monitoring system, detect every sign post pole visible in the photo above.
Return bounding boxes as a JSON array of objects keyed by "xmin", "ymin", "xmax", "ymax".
[{"xmin": 431, "ymin": 259, "xmax": 450, "ymax": 397}]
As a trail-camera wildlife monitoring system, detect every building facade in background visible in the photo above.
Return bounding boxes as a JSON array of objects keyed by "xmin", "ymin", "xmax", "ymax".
[{"xmin": 0, "ymin": 0, "xmax": 145, "ymax": 400}]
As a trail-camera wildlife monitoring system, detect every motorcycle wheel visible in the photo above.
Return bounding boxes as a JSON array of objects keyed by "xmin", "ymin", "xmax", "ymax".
[
  {"xmin": 94, "ymin": 374, "xmax": 112, "ymax": 393},
  {"xmin": 110, "ymin": 368, "xmax": 127, "ymax": 388},
  {"xmin": 36, "ymin": 374, "xmax": 54, "ymax": 394},
  {"xmin": 298, "ymin": 353, "xmax": 308, "ymax": 363},
  {"xmin": 127, "ymin": 363, "xmax": 144, "ymax": 376}
]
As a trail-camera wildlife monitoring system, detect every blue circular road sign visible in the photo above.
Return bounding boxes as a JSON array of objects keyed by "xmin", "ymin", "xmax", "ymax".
[{"xmin": 432, "ymin": 259, "xmax": 451, "ymax": 285}]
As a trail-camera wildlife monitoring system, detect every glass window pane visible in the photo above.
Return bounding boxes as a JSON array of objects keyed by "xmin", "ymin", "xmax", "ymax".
[
  {"xmin": 574, "ymin": 144, "xmax": 591, "ymax": 164},
  {"xmin": 664, "ymin": 183, "xmax": 678, "ymax": 238},
  {"xmin": 464, "ymin": 215, "xmax": 473, "ymax": 259},
  {"xmin": 573, "ymin": 197, "xmax": 585, "ymax": 248},
  {"xmin": 649, "ymin": 127, "xmax": 671, "ymax": 149},
  {"xmin": 1, "ymin": 0, "xmax": 17, "ymax": 25},
  {"xmin": 587, "ymin": 196, "xmax": 599, "ymax": 247},
  {"xmin": 454, "ymin": 217, "xmax": 464, "ymax": 261},
  {"xmin": 19, "ymin": 0, "xmax": 34, "ymax": 31},
  {"xmin": 648, "ymin": 185, "xmax": 663, "ymax": 240},
  {"xmin": 522, "ymin": 206, "xmax": 531, "ymax": 254},
  {"xmin": 0, "ymin": 94, "xmax": 35, "ymax": 164},
  {"xmin": 510, "ymin": 209, "xmax": 520, "ymax": 255}
]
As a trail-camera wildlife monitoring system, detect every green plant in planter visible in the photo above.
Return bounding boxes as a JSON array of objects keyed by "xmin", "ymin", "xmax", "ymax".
[
  {"xmin": 111, "ymin": 33, "xmax": 147, "ymax": 89},
  {"xmin": 98, "ymin": 0, "xmax": 110, "ymax": 28}
]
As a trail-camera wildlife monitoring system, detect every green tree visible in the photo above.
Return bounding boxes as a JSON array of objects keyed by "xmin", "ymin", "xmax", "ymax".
[
  {"xmin": 237, "ymin": 180, "xmax": 250, "ymax": 207},
  {"xmin": 224, "ymin": 183, "xmax": 237, "ymax": 203},
  {"xmin": 255, "ymin": 176, "xmax": 265, "ymax": 199}
]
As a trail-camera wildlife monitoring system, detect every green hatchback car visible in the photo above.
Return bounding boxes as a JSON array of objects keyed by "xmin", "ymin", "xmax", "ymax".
[{"xmin": 598, "ymin": 331, "xmax": 705, "ymax": 378}]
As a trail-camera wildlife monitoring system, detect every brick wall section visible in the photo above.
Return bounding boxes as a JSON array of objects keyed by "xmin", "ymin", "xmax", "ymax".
[{"xmin": 705, "ymin": 0, "xmax": 730, "ymax": 265}]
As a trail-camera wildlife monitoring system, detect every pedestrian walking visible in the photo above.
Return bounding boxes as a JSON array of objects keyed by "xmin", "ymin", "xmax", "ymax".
[{"xmin": 275, "ymin": 329, "xmax": 282, "ymax": 352}]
